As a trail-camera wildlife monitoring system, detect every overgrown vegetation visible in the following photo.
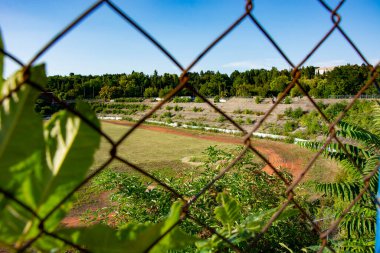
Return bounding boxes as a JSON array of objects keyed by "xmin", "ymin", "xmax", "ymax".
[
  {"xmin": 90, "ymin": 102, "xmax": 150, "ymax": 115},
  {"xmin": 93, "ymin": 146, "xmax": 318, "ymax": 252},
  {"xmin": 298, "ymin": 103, "xmax": 380, "ymax": 252},
  {"xmin": 173, "ymin": 97, "xmax": 192, "ymax": 103}
]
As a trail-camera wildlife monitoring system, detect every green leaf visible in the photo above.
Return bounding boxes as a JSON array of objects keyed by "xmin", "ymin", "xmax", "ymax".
[
  {"xmin": 39, "ymin": 102, "xmax": 100, "ymax": 217},
  {"xmin": 196, "ymin": 193, "xmax": 244, "ymax": 251},
  {"xmin": 150, "ymin": 200, "xmax": 196, "ymax": 253},
  {"xmin": 59, "ymin": 201, "xmax": 196, "ymax": 253},
  {"xmin": 0, "ymin": 65, "xmax": 47, "ymax": 246},
  {"xmin": 0, "ymin": 65, "xmax": 46, "ymax": 191},
  {"xmin": 0, "ymin": 68, "xmax": 101, "ymax": 247},
  {"xmin": 337, "ymin": 121, "xmax": 380, "ymax": 150},
  {"xmin": 30, "ymin": 102, "xmax": 102, "ymax": 245},
  {"xmin": 243, "ymin": 206, "xmax": 298, "ymax": 234},
  {"xmin": 214, "ymin": 193, "xmax": 241, "ymax": 228}
]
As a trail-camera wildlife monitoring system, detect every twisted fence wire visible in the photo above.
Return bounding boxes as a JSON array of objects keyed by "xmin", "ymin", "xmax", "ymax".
[{"xmin": 0, "ymin": 0, "xmax": 379, "ymax": 252}]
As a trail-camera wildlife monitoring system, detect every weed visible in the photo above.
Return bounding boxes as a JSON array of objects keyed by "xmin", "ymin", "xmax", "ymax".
[
  {"xmin": 161, "ymin": 111, "xmax": 173, "ymax": 118},
  {"xmin": 255, "ymin": 96, "xmax": 263, "ymax": 104},
  {"xmin": 284, "ymin": 96, "xmax": 292, "ymax": 104},
  {"xmin": 194, "ymin": 97, "xmax": 203, "ymax": 103},
  {"xmin": 174, "ymin": 105, "xmax": 183, "ymax": 111},
  {"xmin": 193, "ymin": 106, "xmax": 204, "ymax": 112},
  {"xmin": 216, "ymin": 115, "xmax": 226, "ymax": 122}
]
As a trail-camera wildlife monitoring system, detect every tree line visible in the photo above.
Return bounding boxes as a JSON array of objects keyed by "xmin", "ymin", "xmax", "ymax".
[{"xmin": 46, "ymin": 64, "xmax": 379, "ymax": 100}]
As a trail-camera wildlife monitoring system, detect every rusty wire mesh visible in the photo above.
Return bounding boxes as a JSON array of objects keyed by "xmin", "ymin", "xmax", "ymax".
[{"xmin": 1, "ymin": 0, "xmax": 380, "ymax": 252}]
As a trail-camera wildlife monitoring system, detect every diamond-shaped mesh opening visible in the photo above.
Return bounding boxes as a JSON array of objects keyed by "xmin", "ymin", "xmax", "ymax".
[{"xmin": 1, "ymin": 0, "xmax": 379, "ymax": 252}]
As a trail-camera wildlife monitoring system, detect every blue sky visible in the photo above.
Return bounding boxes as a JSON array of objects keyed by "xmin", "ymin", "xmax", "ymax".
[{"xmin": 0, "ymin": 0, "xmax": 379, "ymax": 77}]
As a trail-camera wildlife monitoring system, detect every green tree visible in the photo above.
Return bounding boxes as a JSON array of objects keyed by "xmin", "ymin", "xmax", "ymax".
[
  {"xmin": 270, "ymin": 75, "xmax": 289, "ymax": 95},
  {"xmin": 158, "ymin": 86, "xmax": 172, "ymax": 98},
  {"xmin": 143, "ymin": 87, "xmax": 158, "ymax": 98}
]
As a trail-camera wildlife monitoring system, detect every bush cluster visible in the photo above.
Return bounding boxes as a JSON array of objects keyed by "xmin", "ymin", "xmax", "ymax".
[
  {"xmin": 114, "ymin": 97, "xmax": 144, "ymax": 102},
  {"xmin": 192, "ymin": 106, "xmax": 204, "ymax": 112},
  {"xmin": 284, "ymin": 107, "xmax": 304, "ymax": 119},
  {"xmin": 93, "ymin": 146, "xmax": 317, "ymax": 252},
  {"xmin": 91, "ymin": 102, "xmax": 150, "ymax": 115},
  {"xmin": 173, "ymin": 97, "xmax": 192, "ymax": 103}
]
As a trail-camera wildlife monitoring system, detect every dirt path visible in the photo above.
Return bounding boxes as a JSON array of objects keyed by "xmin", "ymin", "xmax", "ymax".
[
  {"xmin": 61, "ymin": 191, "xmax": 115, "ymax": 228},
  {"xmin": 62, "ymin": 121, "xmax": 304, "ymax": 228}
]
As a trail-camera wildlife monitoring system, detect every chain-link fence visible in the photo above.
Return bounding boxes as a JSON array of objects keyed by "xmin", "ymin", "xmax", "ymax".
[{"xmin": 1, "ymin": 0, "xmax": 379, "ymax": 252}]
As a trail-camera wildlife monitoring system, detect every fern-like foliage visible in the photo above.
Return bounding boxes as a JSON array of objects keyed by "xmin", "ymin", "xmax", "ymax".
[
  {"xmin": 372, "ymin": 102, "xmax": 380, "ymax": 136},
  {"xmin": 340, "ymin": 205, "xmax": 376, "ymax": 238},
  {"xmin": 298, "ymin": 141, "xmax": 368, "ymax": 167},
  {"xmin": 336, "ymin": 121, "xmax": 380, "ymax": 154},
  {"xmin": 336, "ymin": 238, "xmax": 375, "ymax": 253},
  {"xmin": 297, "ymin": 103, "xmax": 379, "ymax": 252}
]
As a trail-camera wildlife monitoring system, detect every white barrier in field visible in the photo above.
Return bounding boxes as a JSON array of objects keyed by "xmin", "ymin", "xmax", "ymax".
[
  {"xmin": 145, "ymin": 120, "xmax": 307, "ymax": 143},
  {"xmin": 97, "ymin": 116, "xmax": 308, "ymax": 143},
  {"xmin": 98, "ymin": 116, "xmax": 123, "ymax": 120}
]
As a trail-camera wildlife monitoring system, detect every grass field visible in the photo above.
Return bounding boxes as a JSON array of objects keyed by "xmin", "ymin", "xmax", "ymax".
[
  {"xmin": 92, "ymin": 121, "xmax": 340, "ymax": 182},
  {"xmin": 92, "ymin": 122, "xmax": 235, "ymax": 175}
]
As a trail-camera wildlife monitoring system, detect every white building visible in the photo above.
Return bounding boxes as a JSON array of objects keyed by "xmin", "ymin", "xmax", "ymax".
[{"xmin": 315, "ymin": 66, "xmax": 336, "ymax": 75}]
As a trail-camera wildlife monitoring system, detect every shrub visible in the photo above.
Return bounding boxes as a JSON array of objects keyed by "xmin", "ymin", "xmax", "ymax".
[
  {"xmin": 284, "ymin": 107, "xmax": 304, "ymax": 119},
  {"xmin": 246, "ymin": 118, "xmax": 254, "ymax": 124},
  {"xmin": 253, "ymin": 111, "xmax": 265, "ymax": 116},
  {"xmin": 284, "ymin": 136, "xmax": 295, "ymax": 143},
  {"xmin": 173, "ymin": 97, "xmax": 192, "ymax": 103},
  {"xmin": 161, "ymin": 111, "xmax": 173, "ymax": 118},
  {"xmin": 300, "ymin": 111, "xmax": 324, "ymax": 135},
  {"xmin": 284, "ymin": 108, "xmax": 293, "ymax": 118},
  {"xmin": 165, "ymin": 105, "xmax": 173, "ymax": 111},
  {"xmin": 216, "ymin": 115, "xmax": 226, "ymax": 122},
  {"xmin": 266, "ymin": 123, "xmax": 284, "ymax": 135},
  {"xmin": 284, "ymin": 96, "xmax": 292, "ymax": 104},
  {"xmin": 174, "ymin": 105, "xmax": 183, "ymax": 111},
  {"xmin": 91, "ymin": 102, "xmax": 150, "ymax": 112},
  {"xmin": 292, "ymin": 107, "xmax": 304, "ymax": 118},
  {"xmin": 235, "ymin": 117, "xmax": 244, "ymax": 124},
  {"xmin": 255, "ymin": 96, "xmax": 263, "ymax": 104},
  {"xmin": 114, "ymin": 98, "xmax": 144, "ymax": 102},
  {"xmin": 214, "ymin": 95, "xmax": 220, "ymax": 103},
  {"xmin": 122, "ymin": 116, "xmax": 133, "ymax": 121},
  {"xmin": 174, "ymin": 114, "xmax": 184, "ymax": 119},
  {"xmin": 192, "ymin": 106, "xmax": 204, "ymax": 112},
  {"xmin": 243, "ymin": 109, "xmax": 253, "ymax": 114},
  {"xmin": 324, "ymin": 102, "xmax": 347, "ymax": 120},
  {"xmin": 284, "ymin": 120, "xmax": 298, "ymax": 132},
  {"xmin": 194, "ymin": 96, "xmax": 203, "ymax": 103},
  {"xmin": 316, "ymin": 101, "xmax": 327, "ymax": 110}
]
